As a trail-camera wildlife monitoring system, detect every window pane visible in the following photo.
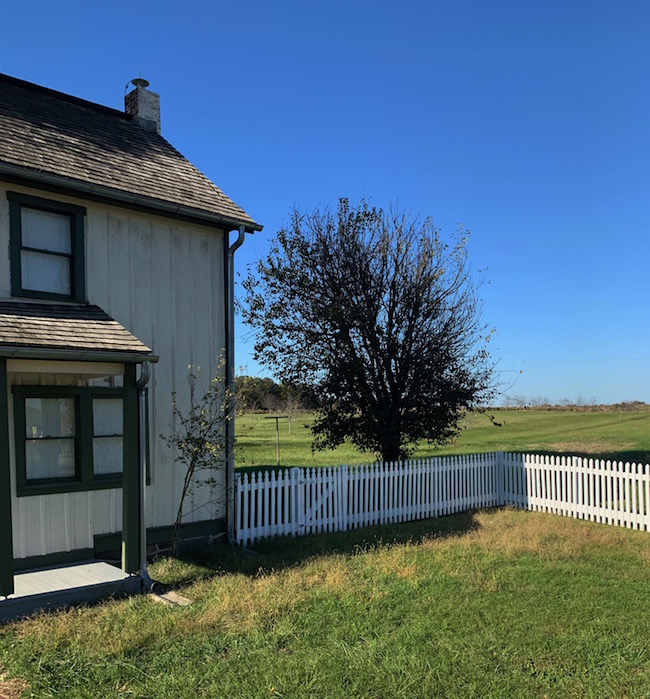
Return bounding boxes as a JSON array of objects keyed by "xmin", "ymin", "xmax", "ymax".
[
  {"xmin": 25, "ymin": 398, "xmax": 75, "ymax": 438},
  {"xmin": 26, "ymin": 438, "xmax": 76, "ymax": 480},
  {"xmin": 21, "ymin": 207, "xmax": 71, "ymax": 253},
  {"xmin": 93, "ymin": 399, "xmax": 123, "ymax": 437},
  {"xmin": 87, "ymin": 375, "xmax": 124, "ymax": 388},
  {"xmin": 93, "ymin": 437, "xmax": 123, "ymax": 475},
  {"xmin": 21, "ymin": 250, "xmax": 71, "ymax": 295}
]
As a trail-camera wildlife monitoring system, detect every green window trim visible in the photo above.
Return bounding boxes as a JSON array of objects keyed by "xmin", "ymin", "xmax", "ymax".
[
  {"xmin": 8, "ymin": 191, "xmax": 86, "ymax": 302},
  {"xmin": 0, "ymin": 358, "xmax": 14, "ymax": 596},
  {"xmin": 13, "ymin": 386, "xmax": 124, "ymax": 496}
]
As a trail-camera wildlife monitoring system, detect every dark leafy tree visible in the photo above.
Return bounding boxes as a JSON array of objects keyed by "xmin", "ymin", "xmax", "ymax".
[{"xmin": 242, "ymin": 198, "xmax": 495, "ymax": 462}]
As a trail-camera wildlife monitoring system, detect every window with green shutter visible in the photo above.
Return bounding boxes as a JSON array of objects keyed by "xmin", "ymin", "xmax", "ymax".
[
  {"xmin": 14, "ymin": 386, "xmax": 124, "ymax": 496},
  {"xmin": 8, "ymin": 192, "xmax": 86, "ymax": 302}
]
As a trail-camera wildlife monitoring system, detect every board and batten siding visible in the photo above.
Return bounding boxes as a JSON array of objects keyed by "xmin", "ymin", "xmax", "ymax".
[
  {"xmin": 85, "ymin": 202, "xmax": 228, "ymax": 534},
  {"xmin": 1, "ymin": 185, "xmax": 229, "ymax": 558}
]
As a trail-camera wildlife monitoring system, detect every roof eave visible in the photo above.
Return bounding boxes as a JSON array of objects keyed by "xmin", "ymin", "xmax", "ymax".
[
  {"xmin": 0, "ymin": 162, "xmax": 263, "ymax": 233},
  {"xmin": 0, "ymin": 346, "xmax": 159, "ymax": 364}
]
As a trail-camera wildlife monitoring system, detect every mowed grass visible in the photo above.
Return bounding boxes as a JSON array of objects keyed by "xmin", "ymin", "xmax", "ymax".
[
  {"xmin": 236, "ymin": 408, "xmax": 650, "ymax": 471},
  {"xmin": 1, "ymin": 509, "xmax": 650, "ymax": 698}
]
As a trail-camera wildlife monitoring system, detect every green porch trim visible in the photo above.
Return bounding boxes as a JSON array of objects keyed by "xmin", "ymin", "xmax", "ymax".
[
  {"xmin": 122, "ymin": 364, "xmax": 140, "ymax": 573},
  {"xmin": 148, "ymin": 518, "xmax": 227, "ymax": 544},
  {"xmin": 15, "ymin": 478, "xmax": 122, "ymax": 498},
  {"xmin": 11, "ymin": 520, "xmax": 227, "ymax": 574},
  {"xmin": 0, "ymin": 358, "xmax": 14, "ymax": 595},
  {"xmin": 96, "ymin": 519, "xmax": 227, "ymax": 554}
]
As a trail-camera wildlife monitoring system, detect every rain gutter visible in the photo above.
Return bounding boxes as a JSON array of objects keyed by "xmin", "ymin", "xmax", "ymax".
[
  {"xmin": 0, "ymin": 347, "xmax": 159, "ymax": 363},
  {"xmin": 0, "ymin": 163, "xmax": 263, "ymax": 233},
  {"xmin": 225, "ymin": 225, "xmax": 246, "ymax": 544},
  {"xmin": 136, "ymin": 361, "xmax": 155, "ymax": 591}
]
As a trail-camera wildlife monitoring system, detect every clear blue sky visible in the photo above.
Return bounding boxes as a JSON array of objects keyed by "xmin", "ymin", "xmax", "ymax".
[{"xmin": 3, "ymin": 0, "xmax": 649, "ymax": 404}]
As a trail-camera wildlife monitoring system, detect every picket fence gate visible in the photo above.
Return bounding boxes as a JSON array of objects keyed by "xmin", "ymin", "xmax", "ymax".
[{"xmin": 235, "ymin": 452, "xmax": 650, "ymax": 546}]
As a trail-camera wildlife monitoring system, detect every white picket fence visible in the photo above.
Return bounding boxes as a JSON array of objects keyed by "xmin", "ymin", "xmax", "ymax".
[{"xmin": 235, "ymin": 452, "xmax": 650, "ymax": 546}]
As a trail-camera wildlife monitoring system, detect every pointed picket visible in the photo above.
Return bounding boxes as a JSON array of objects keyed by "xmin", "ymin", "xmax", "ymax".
[{"xmin": 233, "ymin": 452, "xmax": 650, "ymax": 546}]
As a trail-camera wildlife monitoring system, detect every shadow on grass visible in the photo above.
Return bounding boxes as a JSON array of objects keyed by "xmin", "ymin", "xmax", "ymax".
[
  {"xmin": 155, "ymin": 510, "xmax": 484, "ymax": 589},
  {"xmin": 235, "ymin": 464, "xmax": 295, "ymax": 477},
  {"xmin": 236, "ymin": 450, "xmax": 650, "ymax": 478},
  {"xmin": 235, "ymin": 461, "xmax": 372, "ymax": 476},
  {"xmin": 525, "ymin": 449, "xmax": 650, "ymax": 465}
]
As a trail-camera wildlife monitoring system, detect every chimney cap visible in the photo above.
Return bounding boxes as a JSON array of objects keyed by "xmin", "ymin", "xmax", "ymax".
[{"xmin": 130, "ymin": 78, "xmax": 150, "ymax": 89}]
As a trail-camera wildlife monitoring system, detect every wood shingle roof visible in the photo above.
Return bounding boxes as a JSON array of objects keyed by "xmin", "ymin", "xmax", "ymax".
[
  {"xmin": 0, "ymin": 74, "xmax": 261, "ymax": 231},
  {"xmin": 0, "ymin": 303, "xmax": 151, "ymax": 355}
]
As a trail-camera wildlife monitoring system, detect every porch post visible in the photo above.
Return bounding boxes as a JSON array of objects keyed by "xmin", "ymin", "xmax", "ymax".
[
  {"xmin": 122, "ymin": 363, "xmax": 140, "ymax": 573},
  {"xmin": 0, "ymin": 358, "xmax": 14, "ymax": 596}
]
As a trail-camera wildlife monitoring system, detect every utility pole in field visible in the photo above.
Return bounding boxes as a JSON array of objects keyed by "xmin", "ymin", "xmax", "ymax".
[{"xmin": 265, "ymin": 415, "xmax": 289, "ymax": 467}]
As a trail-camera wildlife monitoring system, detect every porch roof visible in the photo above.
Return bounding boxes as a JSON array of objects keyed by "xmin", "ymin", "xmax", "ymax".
[{"xmin": 0, "ymin": 302, "xmax": 154, "ymax": 361}]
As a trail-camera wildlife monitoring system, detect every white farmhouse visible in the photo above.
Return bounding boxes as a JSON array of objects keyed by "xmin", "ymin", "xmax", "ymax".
[{"xmin": 0, "ymin": 74, "xmax": 261, "ymax": 610}]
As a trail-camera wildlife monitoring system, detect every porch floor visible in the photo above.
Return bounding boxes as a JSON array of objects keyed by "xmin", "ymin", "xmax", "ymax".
[{"xmin": 1, "ymin": 562, "xmax": 141, "ymax": 622}]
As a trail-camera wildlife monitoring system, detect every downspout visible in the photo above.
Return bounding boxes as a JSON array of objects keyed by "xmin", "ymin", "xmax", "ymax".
[
  {"xmin": 137, "ymin": 361, "xmax": 155, "ymax": 590},
  {"xmin": 225, "ymin": 225, "xmax": 246, "ymax": 544}
]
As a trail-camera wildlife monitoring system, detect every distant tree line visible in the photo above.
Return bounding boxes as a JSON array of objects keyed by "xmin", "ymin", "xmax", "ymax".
[
  {"xmin": 237, "ymin": 378, "xmax": 648, "ymax": 417},
  {"xmin": 497, "ymin": 396, "xmax": 647, "ymax": 413},
  {"xmin": 234, "ymin": 375, "xmax": 318, "ymax": 415}
]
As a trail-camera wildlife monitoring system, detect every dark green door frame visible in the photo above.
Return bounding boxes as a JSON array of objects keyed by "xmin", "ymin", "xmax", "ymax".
[
  {"xmin": 0, "ymin": 358, "xmax": 14, "ymax": 596},
  {"xmin": 121, "ymin": 363, "xmax": 140, "ymax": 574}
]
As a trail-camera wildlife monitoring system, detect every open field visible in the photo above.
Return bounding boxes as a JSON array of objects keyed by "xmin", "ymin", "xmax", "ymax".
[
  {"xmin": 235, "ymin": 408, "xmax": 650, "ymax": 472},
  {"xmin": 1, "ymin": 509, "xmax": 650, "ymax": 698}
]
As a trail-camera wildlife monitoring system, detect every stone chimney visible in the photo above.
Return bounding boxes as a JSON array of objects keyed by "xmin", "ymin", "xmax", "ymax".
[{"xmin": 125, "ymin": 78, "xmax": 161, "ymax": 134}]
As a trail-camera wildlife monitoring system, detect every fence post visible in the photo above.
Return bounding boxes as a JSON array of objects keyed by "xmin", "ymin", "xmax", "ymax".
[
  {"xmin": 234, "ymin": 472, "xmax": 242, "ymax": 545},
  {"xmin": 290, "ymin": 467, "xmax": 299, "ymax": 537},
  {"xmin": 497, "ymin": 452, "xmax": 505, "ymax": 506},
  {"xmin": 340, "ymin": 464, "xmax": 349, "ymax": 531},
  {"xmin": 572, "ymin": 456, "xmax": 580, "ymax": 519},
  {"xmin": 346, "ymin": 463, "xmax": 352, "ymax": 530},
  {"xmin": 299, "ymin": 467, "xmax": 307, "ymax": 535}
]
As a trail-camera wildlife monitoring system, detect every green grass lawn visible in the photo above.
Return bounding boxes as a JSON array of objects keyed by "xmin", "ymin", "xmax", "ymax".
[
  {"xmin": 1, "ymin": 509, "xmax": 650, "ymax": 698},
  {"xmin": 236, "ymin": 408, "xmax": 650, "ymax": 472}
]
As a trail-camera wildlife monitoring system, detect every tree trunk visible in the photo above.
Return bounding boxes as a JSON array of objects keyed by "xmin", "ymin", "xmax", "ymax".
[{"xmin": 381, "ymin": 433, "xmax": 402, "ymax": 463}]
